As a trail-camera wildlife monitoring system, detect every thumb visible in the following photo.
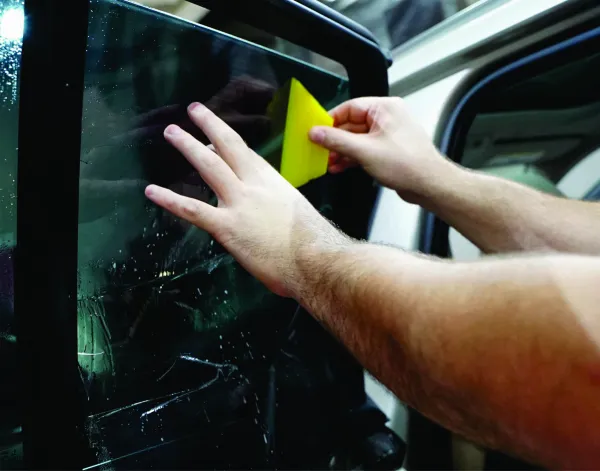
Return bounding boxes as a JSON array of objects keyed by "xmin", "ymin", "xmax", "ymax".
[{"xmin": 309, "ymin": 126, "xmax": 370, "ymax": 162}]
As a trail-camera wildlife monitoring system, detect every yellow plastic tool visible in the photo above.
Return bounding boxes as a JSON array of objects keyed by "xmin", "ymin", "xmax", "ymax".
[{"xmin": 267, "ymin": 78, "xmax": 333, "ymax": 188}]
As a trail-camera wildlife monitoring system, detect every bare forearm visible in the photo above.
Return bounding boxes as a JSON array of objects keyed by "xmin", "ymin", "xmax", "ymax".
[
  {"xmin": 293, "ymin": 242, "xmax": 600, "ymax": 468},
  {"xmin": 419, "ymin": 162, "xmax": 600, "ymax": 254}
]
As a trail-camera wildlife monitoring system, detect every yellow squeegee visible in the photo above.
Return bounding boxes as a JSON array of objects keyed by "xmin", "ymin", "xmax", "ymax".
[{"xmin": 265, "ymin": 78, "xmax": 333, "ymax": 188}]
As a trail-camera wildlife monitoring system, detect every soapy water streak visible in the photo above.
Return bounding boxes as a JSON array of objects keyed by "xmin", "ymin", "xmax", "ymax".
[
  {"xmin": 139, "ymin": 378, "xmax": 218, "ymax": 419},
  {"xmin": 141, "ymin": 355, "xmax": 238, "ymax": 419},
  {"xmin": 88, "ymin": 355, "xmax": 238, "ymax": 422},
  {"xmin": 78, "ymin": 351, "xmax": 105, "ymax": 356}
]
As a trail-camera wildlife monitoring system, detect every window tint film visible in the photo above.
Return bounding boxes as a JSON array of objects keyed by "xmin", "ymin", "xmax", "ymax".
[
  {"xmin": 78, "ymin": 0, "xmax": 349, "ymax": 468},
  {"xmin": 0, "ymin": 0, "xmax": 22, "ymax": 467}
]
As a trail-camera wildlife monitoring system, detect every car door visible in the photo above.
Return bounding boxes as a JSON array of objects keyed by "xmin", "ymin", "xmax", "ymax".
[
  {"xmin": 4, "ymin": 0, "xmax": 398, "ymax": 469},
  {"xmin": 376, "ymin": 0, "xmax": 600, "ymax": 469}
]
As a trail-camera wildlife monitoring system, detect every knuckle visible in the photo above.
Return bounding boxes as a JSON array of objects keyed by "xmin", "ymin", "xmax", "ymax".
[
  {"xmin": 322, "ymin": 129, "xmax": 338, "ymax": 146},
  {"xmin": 203, "ymin": 155, "xmax": 222, "ymax": 173},
  {"xmin": 176, "ymin": 132, "xmax": 197, "ymax": 150},
  {"xmin": 164, "ymin": 198, "xmax": 180, "ymax": 216},
  {"xmin": 319, "ymin": 130, "xmax": 331, "ymax": 146},
  {"xmin": 219, "ymin": 129, "xmax": 245, "ymax": 149},
  {"xmin": 181, "ymin": 142, "xmax": 201, "ymax": 159},
  {"xmin": 181, "ymin": 199, "xmax": 201, "ymax": 221},
  {"xmin": 371, "ymin": 99, "xmax": 403, "ymax": 128},
  {"xmin": 214, "ymin": 214, "xmax": 235, "ymax": 243}
]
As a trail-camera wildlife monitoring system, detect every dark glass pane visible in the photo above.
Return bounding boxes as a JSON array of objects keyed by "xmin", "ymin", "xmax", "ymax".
[
  {"xmin": 0, "ymin": 0, "xmax": 22, "ymax": 467},
  {"xmin": 78, "ymin": 1, "xmax": 349, "ymax": 468}
]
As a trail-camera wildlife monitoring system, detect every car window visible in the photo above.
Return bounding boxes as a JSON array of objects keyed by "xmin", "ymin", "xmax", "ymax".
[
  {"xmin": 450, "ymin": 49, "xmax": 600, "ymax": 261},
  {"xmin": 133, "ymin": 0, "xmax": 488, "ymax": 75},
  {"xmin": 0, "ymin": 0, "xmax": 22, "ymax": 467},
  {"xmin": 78, "ymin": 0, "xmax": 350, "ymax": 468}
]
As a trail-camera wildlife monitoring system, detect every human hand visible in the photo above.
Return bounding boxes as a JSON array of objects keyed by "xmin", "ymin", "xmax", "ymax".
[
  {"xmin": 309, "ymin": 97, "xmax": 454, "ymax": 203},
  {"xmin": 80, "ymin": 77, "xmax": 275, "ymax": 223},
  {"xmin": 145, "ymin": 103, "xmax": 349, "ymax": 298}
]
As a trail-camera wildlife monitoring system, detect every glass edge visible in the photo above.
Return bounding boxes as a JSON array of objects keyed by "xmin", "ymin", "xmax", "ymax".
[{"xmin": 112, "ymin": 0, "xmax": 349, "ymax": 81}]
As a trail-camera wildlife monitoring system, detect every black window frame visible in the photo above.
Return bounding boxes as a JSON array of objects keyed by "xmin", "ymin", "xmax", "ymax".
[{"xmin": 15, "ymin": 0, "xmax": 391, "ymax": 468}]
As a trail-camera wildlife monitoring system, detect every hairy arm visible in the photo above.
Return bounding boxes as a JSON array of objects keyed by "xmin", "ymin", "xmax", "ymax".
[
  {"xmin": 146, "ymin": 103, "xmax": 600, "ymax": 469},
  {"xmin": 419, "ymin": 165, "xmax": 600, "ymax": 254},
  {"xmin": 293, "ymin": 242, "xmax": 600, "ymax": 469}
]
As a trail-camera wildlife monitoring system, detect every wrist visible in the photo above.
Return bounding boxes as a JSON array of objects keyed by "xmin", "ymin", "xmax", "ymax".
[
  {"xmin": 289, "ymin": 229, "xmax": 356, "ymax": 306},
  {"xmin": 405, "ymin": 155, "xmax": 472, "ymax": 210}
]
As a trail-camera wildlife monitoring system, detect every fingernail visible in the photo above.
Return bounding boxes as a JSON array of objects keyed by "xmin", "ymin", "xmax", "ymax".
[
  {"xmin": 164, "ymin": 124, "xmax": 181, "ymax": 136},
  {"xmin": 188, "ymin": 102, "xmax": 205, "ymax": 113},
  {"xmin": 145, "ymin": 185, "xmax": 155, "ymax": 197},
  {"xmin": 309, "ymin": 128, "xmax": 325, "ymax": 144}
]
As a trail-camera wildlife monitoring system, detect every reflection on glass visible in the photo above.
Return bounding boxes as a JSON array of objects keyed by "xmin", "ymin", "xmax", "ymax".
[
  {"xmin": 0, "ymin": 0, "xmax": 21, "ymax": 467},
  {"xmin": 0, "ymin": 6, "xmax": 24, "ymax": 41},
  {"xmin": 274, "ymin": 0, "xmax": 486, "ymax": 73},
  {"xmin": 78, "ymin": 0, "xmax": 348, "ymax": 468},
  {"xmin": 318, "ymin": 0, "xmax": 484, "ymax": 49}
]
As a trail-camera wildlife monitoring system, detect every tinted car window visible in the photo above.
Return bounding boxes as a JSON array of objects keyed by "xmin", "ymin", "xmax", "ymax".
[
  {"xmin": 0, "ymin": 0, "xmax": 22, "ymax": 467},
  {"xmin": 78, "ymin": 0, "xmax": 350, "ymax": 468}
]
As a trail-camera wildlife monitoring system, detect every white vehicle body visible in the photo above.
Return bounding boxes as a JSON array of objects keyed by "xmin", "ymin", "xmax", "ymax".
[{"xmin": 366, "ymin": 0, "xmax": 600, "ymax": 467}]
